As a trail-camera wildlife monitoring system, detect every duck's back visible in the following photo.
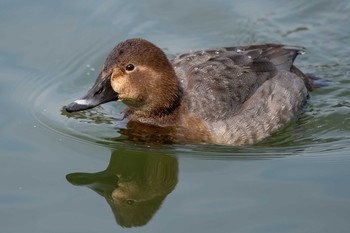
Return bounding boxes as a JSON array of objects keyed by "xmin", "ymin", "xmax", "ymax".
[{"xmin": 172, "ymin": 44, "xmax": 310, "ymax": 145}]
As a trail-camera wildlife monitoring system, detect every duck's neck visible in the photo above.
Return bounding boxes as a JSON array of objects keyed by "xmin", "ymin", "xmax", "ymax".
[
  {"xmin": 129, "ymin": 68, "xmax": 183, "ymax": 125},
  {"xmin": 154, "ymin": 83, "xmax": 183, "ymax": 117}
]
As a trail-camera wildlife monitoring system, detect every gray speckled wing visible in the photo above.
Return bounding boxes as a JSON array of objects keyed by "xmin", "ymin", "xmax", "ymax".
[
  {"xmin": 171, "ymin": 44, "xmax": 308, "ymax": 145},
  {"xmin": 172, "ymin": 44, "xmax": 303, "ymax": 121}
]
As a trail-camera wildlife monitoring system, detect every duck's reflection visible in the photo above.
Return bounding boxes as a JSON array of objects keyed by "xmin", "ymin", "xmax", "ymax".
[{"xmin": 66, "ymin": 149, "xmax": 178, "ymax": 228}]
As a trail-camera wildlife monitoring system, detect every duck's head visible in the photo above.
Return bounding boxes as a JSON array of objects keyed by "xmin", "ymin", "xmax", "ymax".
[{"xmin": 66, "ymin": 38, "xmax": 180, "ymax": 114}]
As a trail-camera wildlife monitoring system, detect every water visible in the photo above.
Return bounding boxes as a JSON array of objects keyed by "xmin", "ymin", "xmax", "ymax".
[{"xmin": 1, "ymin": 0, "xmax": 350, "ymax": 232}]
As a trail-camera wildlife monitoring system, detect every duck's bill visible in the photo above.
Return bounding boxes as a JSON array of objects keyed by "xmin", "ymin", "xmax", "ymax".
[{"xmin": 65, "ymin": 73, "xmax": 118, "ymax": 113}]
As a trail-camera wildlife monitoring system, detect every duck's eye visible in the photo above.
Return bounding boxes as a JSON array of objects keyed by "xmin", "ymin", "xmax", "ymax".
[
  {"xmin": 125, "ymin": 64, "xmax": 135, "ymax": 71},
  {"xmin": 126, "ymin": 199, "xmax": 135, "ymax": 205}
]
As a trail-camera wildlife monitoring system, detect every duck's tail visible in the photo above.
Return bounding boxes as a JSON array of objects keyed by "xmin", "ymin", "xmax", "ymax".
[
  {"xmin": 291, "ymin": 65, "xmax": 327, "ymax": 91},
  {"xmin": 290, "ymin": 65, "xmax": 314, "ymax": 91}
]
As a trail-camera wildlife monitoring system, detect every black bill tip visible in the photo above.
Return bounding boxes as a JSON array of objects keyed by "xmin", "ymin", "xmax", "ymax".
[{"xmin": 65, "ymin": 99, "xmax": 95, "ymax": 113}]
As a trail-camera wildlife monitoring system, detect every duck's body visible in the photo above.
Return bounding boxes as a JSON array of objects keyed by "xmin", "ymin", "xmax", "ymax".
[{"xmin": 66, "ymin": 38, "xmax": 313, "ymax": 145}]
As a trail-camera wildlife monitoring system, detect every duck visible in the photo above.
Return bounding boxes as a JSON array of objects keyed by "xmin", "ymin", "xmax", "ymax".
[{"xmin": 65, "ymin": 38, "xmax": 314, "ymax": 145}]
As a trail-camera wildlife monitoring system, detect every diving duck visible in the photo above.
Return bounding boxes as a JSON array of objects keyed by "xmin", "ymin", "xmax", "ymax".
[{"xmin": 66, "ymin": 38, "xmax": 313, "ymax": 145}]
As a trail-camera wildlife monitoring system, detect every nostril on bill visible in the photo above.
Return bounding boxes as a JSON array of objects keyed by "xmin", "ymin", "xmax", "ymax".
[{"xmin": 94, "ymin": 88, "xmax": 103, "ymax": 96}]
